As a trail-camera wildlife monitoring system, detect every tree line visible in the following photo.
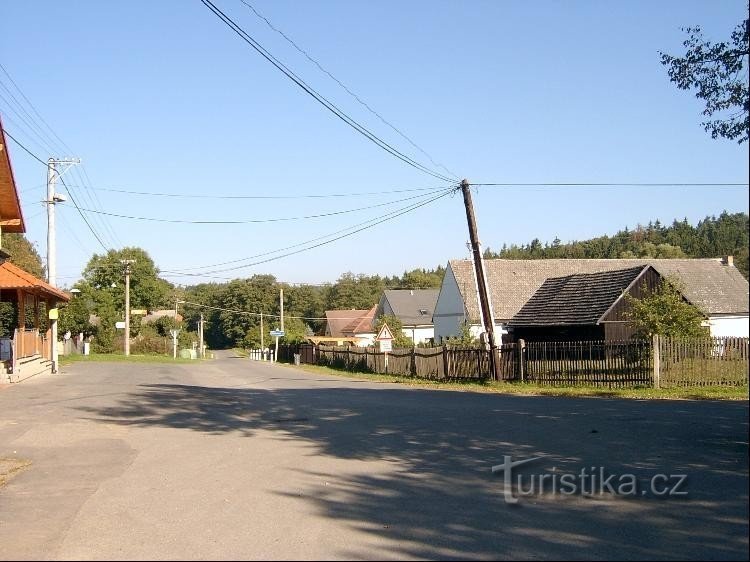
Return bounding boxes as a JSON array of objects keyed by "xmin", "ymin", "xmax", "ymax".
[{"xmin": 484, "ymin": 212, "xmax": 749, "ymax": 279}]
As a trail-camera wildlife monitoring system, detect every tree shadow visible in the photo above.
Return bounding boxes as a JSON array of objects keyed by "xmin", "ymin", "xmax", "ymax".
[{"xmin": 78, "ymin": 384, "xmax": 749, "ymax": 560}]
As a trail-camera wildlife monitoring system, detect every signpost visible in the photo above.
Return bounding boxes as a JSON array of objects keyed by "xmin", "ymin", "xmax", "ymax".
[
  {"xmin": 270, "ymin": 330, "xmax": 285, "ymax": 362},
  {"xmin": 376, "ymin": 323, "xmax": 395, "ymax": 372}
]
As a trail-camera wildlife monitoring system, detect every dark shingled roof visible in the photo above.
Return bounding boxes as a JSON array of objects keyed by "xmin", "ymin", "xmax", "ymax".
[
  {"xmin": 508, "ymin": 266, "xmax": 647, "ymax": 327},
  {"xmin": 449, "ymin": 258, "xmax": 749, "ymax": 322}
]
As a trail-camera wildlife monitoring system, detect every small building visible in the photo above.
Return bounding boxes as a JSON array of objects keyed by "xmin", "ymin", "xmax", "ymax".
[
  {"xmin": 323, "ymin": 306, "xmax": 377, "ymax": 347},
  {"xmin": 433, "ymin": 257, "xmax": 749, "ymax": 343},
  {"xmin": 375, "ymin": 289, "xmax": 439, "ymax": 345},
  {"xmin": 1, "ymin": 120, "xmax": 70, "ymax": 381},
  {"xmin": 507, "ymin": 265, "xmax": 663, "ymax": 341}
]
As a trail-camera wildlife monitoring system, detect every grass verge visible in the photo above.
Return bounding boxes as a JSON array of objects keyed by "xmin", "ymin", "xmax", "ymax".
[
  {"xmin": 59, "ymin": 353, "xmax": 197, "ymax": 366},
  {"xmin": 282, "ymin": 363, "xmax": 749, "ymax": 400}
]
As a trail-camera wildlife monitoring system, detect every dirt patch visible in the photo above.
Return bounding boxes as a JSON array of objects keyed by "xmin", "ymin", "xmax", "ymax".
[{"xmin": 0, "ymin": 457, "xmax": 32, "ymax": 487}]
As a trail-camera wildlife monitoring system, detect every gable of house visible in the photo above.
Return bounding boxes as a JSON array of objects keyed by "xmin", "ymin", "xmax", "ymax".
[
  {"xmin": 0, "ymin": 118, "xmax": 25, "ymax": 234},
  {"xmin": 377, "ymin": 289, "xmax": 439, "ymax": 327}
]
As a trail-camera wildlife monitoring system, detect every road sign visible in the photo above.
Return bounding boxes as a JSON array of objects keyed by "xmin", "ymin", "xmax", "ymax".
[
  {"xmin": 376, "ymin": 323, "xmax": 394, "ymax": 341},
  {"xmin": 115, "ymin": 321, "xmax": 126, "ymax": 329},
  {"xmin": 379, "ymin": 339, "xmax": 392, "ymax": 352},
  {"xmin": 131, "ymin": 309, "xmax": 147, "ymax": 315},
  {"xmin": 270, "ymin": 330, "xmax": 285, "ymax": 337}
]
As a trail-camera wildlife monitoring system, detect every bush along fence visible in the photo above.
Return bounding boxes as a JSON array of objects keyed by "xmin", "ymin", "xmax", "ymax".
[{"xmin": 277, "ymin": 336, "xmax": 749, "ymax": 389}]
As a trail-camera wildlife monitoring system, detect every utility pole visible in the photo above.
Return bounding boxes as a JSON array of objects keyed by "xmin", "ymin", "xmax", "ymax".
[
  {"xmin": 121, "ymin": 260, "xmax": 135, "ymax": 356},
  {"xmin": 199, "ymin": 313, "xmax": 204, "ymax": 358},
  {"xmin": 46, "ymin": 157, "xmax": 79, "ymax": 373},
  {"xmin": 460, "ymin": 179, "xmax": 501, "ymax": 380},
  {"xmin": 260, "ymin": 311, "xmax": 264, "ymax": 359},
  {"xmin": 274, "ymin": 287, "xmax": 284, "ymax": 363}
]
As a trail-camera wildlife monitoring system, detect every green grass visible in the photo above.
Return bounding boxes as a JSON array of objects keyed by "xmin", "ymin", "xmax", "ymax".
[
  {"xmin": 282, "ymin": 363, "xmax": 749, "ymax": 401},
  {"xmin": 59, "ymin": 352, "xmax": 197, "ymax": 365}
]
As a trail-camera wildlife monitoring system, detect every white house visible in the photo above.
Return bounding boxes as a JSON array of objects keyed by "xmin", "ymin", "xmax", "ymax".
[
  {"xmin": 433, "ymin": 256, "xmax": 749, "ymax": 342},
  {"xmin": 375, "ymin": 289, "xmax": 439, "ymax": 344}
]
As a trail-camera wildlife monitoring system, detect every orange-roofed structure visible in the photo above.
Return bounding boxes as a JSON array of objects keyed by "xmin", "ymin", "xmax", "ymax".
[{"xmin": 1, "ymin": 117, "xmax": 70, "ymax": 382}]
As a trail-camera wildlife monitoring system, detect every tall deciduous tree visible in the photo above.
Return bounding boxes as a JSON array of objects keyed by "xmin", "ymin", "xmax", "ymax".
[{"xmin": 660, "ymin": 16, "xmax": 749, "ymax": 143}]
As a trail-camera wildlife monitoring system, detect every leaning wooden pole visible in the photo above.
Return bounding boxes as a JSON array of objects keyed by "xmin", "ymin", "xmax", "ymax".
[{"xmin": 460, "ymin": 179, "xmax": 501, "ymax": 381}]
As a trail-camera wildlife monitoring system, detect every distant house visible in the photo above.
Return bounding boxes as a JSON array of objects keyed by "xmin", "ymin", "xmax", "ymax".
[
  {"xmin": 322, "ymin": 306, "xmax": 377, "ymax": 347},
  {"xmin": 433, "ymin": 257, "xmax": 749, "ymax": 343},
  {"xmin": 375, "ymin": 289, "xmax": 439, "ymax": 344}
]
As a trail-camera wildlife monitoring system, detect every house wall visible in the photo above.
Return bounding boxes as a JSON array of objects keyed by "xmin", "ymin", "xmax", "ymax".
[
  {"xmin": 708, "ymin": 315, "xmax": 749, "ymax": 338},
  {"xmin": 433, "ymin": 265, "xmax": 468, "ymax": 342},
  {"xmin": 402, "ymin": 326, "xmax": 434, "ymax": 345}
]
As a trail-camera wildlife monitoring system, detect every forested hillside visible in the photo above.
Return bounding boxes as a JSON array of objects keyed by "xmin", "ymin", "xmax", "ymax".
[{"xmin": 484, "ymin": 212, "xmax": 749, "ymax": 279}]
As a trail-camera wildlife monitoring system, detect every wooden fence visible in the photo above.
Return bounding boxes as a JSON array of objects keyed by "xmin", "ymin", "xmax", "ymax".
[
  {"xmin": 657, "ymin": 336, "xmax": 748, "ymax": 387},
  {"xmin": 279, "ymin": 336, "xmax": 749, "ymax": 388},
  {"xmin": 522, "ymin": 339, "xmax": 652, "ymax": 387}
]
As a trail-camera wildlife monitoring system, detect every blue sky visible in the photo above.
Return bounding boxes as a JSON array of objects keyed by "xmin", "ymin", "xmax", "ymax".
[{"xmin": 1, "ymin": 0, "xmax": 748, "ymax": 288}]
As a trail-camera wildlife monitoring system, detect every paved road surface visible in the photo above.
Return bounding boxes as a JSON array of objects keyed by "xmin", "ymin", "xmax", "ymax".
[{"xmin": 0, "ymin": 352, "xmax": 747, "ymax": 560}]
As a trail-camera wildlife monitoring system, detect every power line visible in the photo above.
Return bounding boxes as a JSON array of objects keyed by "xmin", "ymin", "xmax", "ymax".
[
  {"xmin": 161, "ymin": 188, "xmax": 455, "ymax": 278},
  {"xmin": 0, "ymin": 63, "xmax": 122, "ymax": 249},
  {"xmin": 237, "ymin": 0, "xmax": 457, "ymax": 180},
  {"xmin": 53, "ymin": 183, "xmax": 450, "ymax": 199},
  {"xmin": 473, "ymin": 182, "xmax": 750, "ymax": 187},
  {"xmin": 70, "ymin": 190, "xmax": 445, "ymax": 224},
  {"xmin": 2, "ymin": 128, "xmax": 112, "ymax": 253},
  {"xmin": 199, "ymin": 0, "xmax": 454, "ymax": 183},
  {"xmin": 178, "ymin": 299, "xmax": 369, "ymax": 322}
]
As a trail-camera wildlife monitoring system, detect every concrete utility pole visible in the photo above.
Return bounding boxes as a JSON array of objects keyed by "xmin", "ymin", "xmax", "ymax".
[
  {"xmin": 46, "ymin": 157, "xmax": 79, "ymax": 373},
  {"xmin": 460, "ymin": 179, "xmax": 501, "ymax": 380},
  {"xmin": 121, "ymin": 260, "xmax": 135, "ymax": 356},
  {"xmin": 199, "ymin": 313, "xmax": 204, "ymax": 358}
]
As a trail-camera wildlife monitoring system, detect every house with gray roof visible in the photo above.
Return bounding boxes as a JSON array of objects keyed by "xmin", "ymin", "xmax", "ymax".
[
  {"xmin": 375, "ymin": 289, "xmax": 439, "ymax": 344},
  {"xmin": 433, "ymin": 257, "xmax": 749, "ymax": 343}
]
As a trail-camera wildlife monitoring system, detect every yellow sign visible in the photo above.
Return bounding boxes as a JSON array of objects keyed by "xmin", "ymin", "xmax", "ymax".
[
  {"xmin": 48, "ymin": 308, "xmax": 59, "ymax": 320},
  {"xmin": 131, "ymin": 309, "xmax": 147, "ymax": 315}
]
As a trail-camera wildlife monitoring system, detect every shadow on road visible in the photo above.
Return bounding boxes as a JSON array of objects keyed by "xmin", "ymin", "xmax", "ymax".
[{"xmin": 77, "ymin": 383, "xmax": 749, "ymax": 560}]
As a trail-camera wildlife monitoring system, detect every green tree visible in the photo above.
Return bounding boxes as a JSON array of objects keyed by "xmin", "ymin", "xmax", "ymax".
[
  {"xmin": 660, "ymin": 15, "xmax": 749, "ymax": 143},
  {"xmin": 58, "ymin": 285, "xmax": 93, "ymax": 336},
  {"xmin": 82, "ymin": 247, "xmax": 173, "ymax": 313},
  {"xmin": 373, "ymin": 314, "xmax": 412, "ymax": 348},
  {"xmin": 1, "ymin": 233, "xmax": 44, "ymax": 278},
  {"xmin": 625, "ymin": 278, "xmax": 708, "ymax": 339}
]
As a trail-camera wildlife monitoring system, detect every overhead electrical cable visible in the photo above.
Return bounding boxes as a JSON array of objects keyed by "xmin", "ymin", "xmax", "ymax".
[
  {"xmin": 2, "ymin": 128, "xmax": 111, "ymax": 253},
  {"xmin": 199, "ymin": 0, "xmax": 454, "ymax": 183},
  {"xmin": 161, "ymin": 188, "xmax": 455, "ymax": 277},
  {"xmin": 237, "ymin": 0, "xmax": 457, "ymax": 180},
  {"xmin": 71, "ymin": 190, "xmax": 446, "ymax": 224},
  {"xmin": 54, "ymin": 184, "xmax": 451, "ymax": 199},
  {"xmin": 0, "ymin": 63, "xmax": 122, "ymax": 249},
  {"xmin": 473, "ymin": 182, "xmax": 749, "ymax": 187},
  {"xmin": 162, "ymin": 187, "xmax": 454, "ymax": 273}
]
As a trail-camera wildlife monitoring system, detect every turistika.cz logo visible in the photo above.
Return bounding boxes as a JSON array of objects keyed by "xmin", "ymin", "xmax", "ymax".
[{"xmin": 491, "ymin": 456, "xmax": 688, "ymax": 504}]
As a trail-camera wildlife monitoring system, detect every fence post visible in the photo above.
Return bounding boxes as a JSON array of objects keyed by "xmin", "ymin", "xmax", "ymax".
[
  {"xmin": 652, "ymin": 334, "xmax": 661, "ymax": 389},
  {"xmin": 442, "ymin": 344, "xmax": 449, "ymax": 378},
  {"xmin": 411, "ymin": 346, "xmax": 417, "ymax": 377},
  {"xmin": 518, "ymin": 339, "xmax": 526, "ymax": 381}
]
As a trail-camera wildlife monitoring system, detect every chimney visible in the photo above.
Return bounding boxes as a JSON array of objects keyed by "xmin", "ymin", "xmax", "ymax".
[{"xmin": 721, "ymin": 255, "xmax": 734, "ymax": 267}]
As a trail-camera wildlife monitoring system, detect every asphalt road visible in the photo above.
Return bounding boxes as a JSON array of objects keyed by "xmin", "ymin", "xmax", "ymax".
[{"xmin": 0, "ymin": 352, "xmax": 747, "ymax": 560}]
